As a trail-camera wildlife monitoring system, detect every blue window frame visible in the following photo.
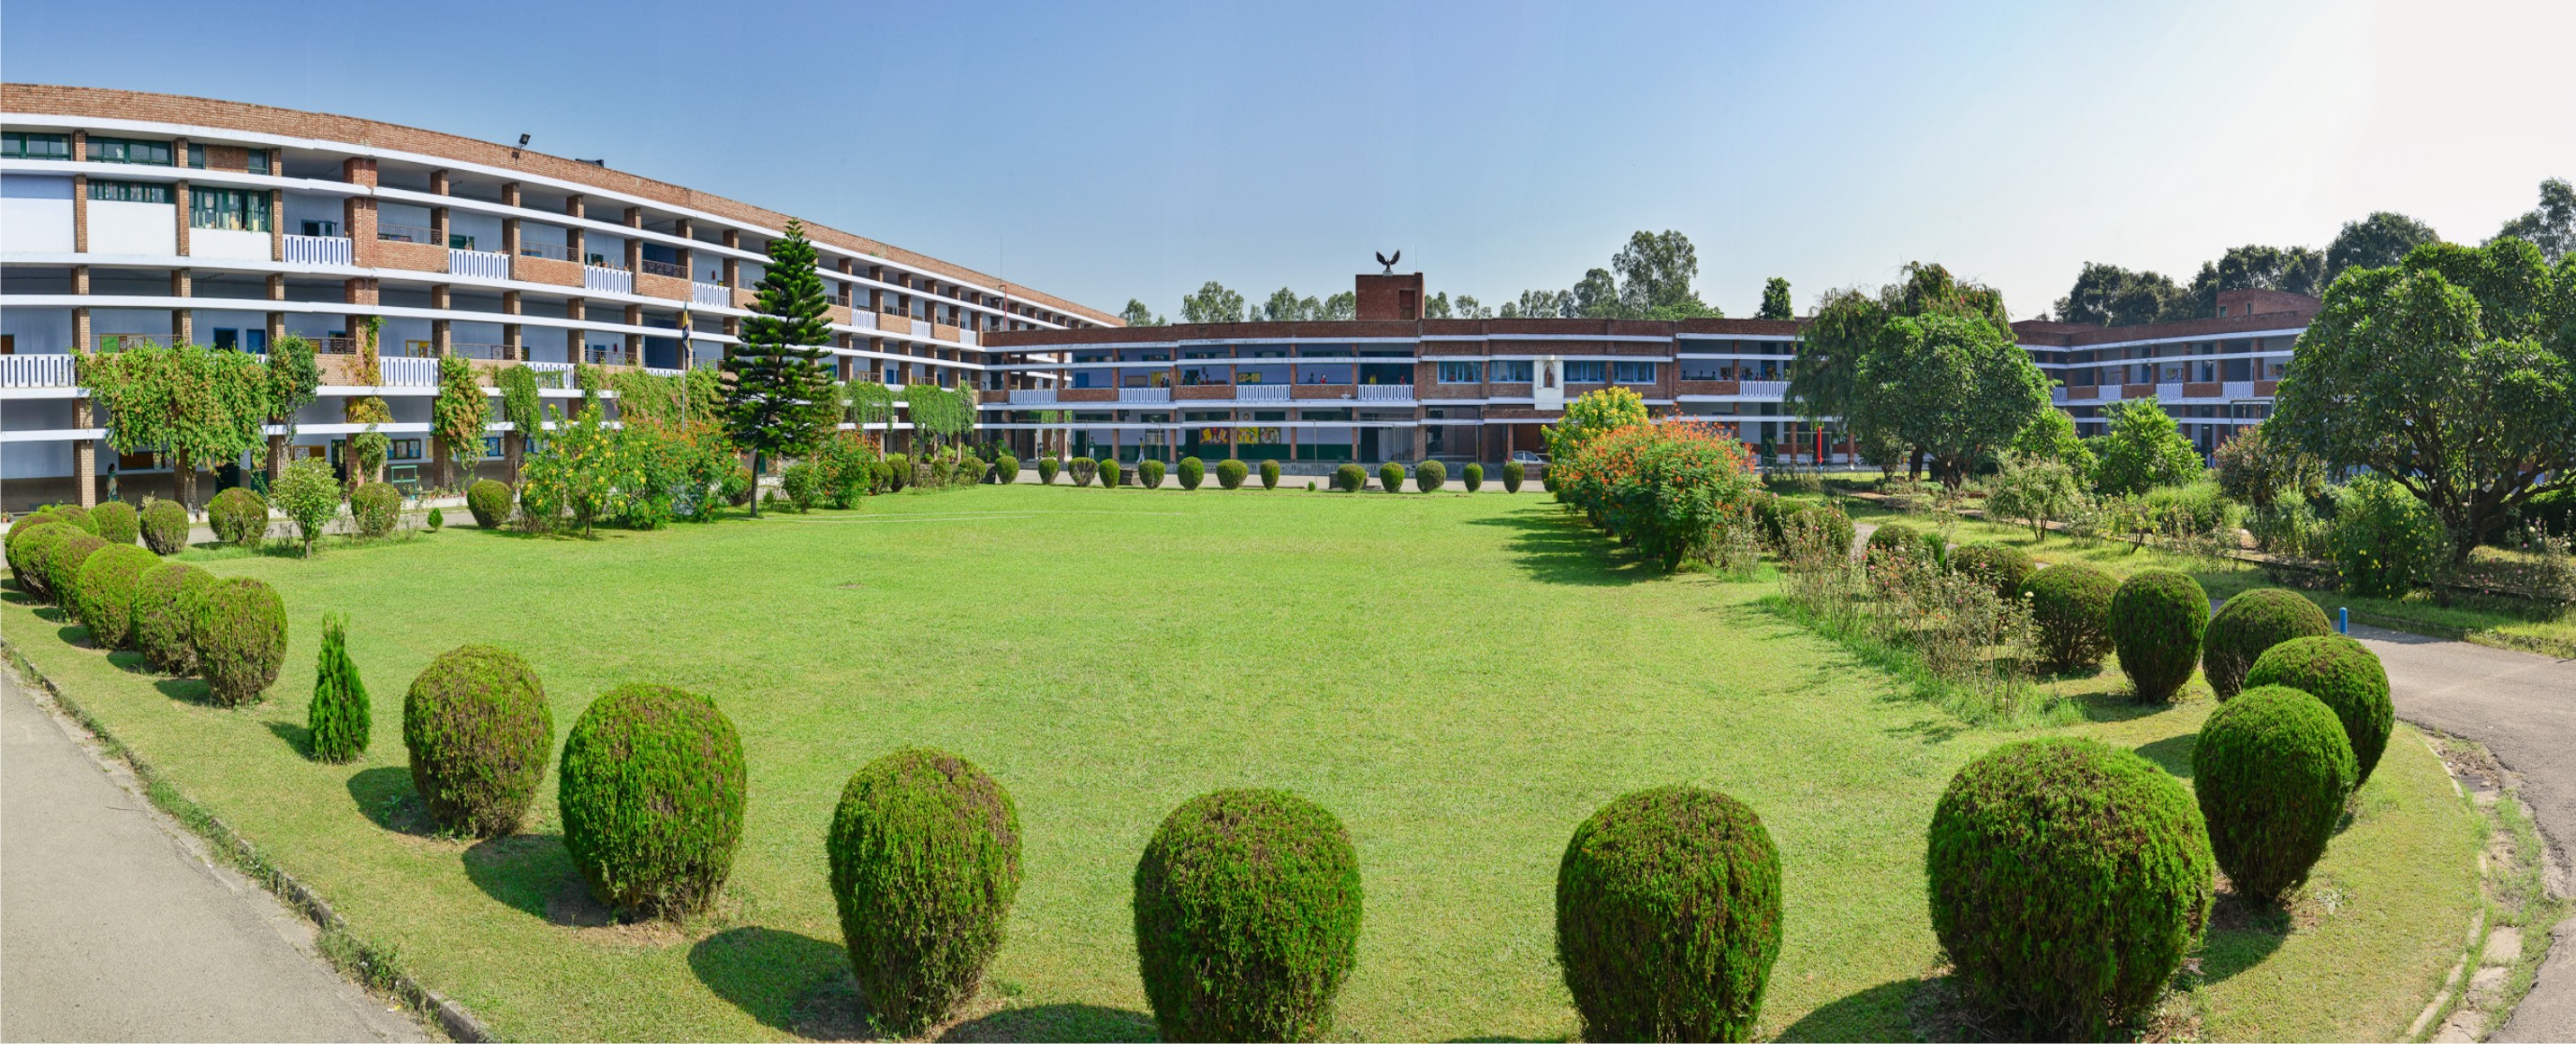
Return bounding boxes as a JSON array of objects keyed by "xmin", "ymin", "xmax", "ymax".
[
  {"xmin": 1613, "ymin": 361, "xmax": 1656, "ymax": 383},
  {"xmin": 1436, "ymin": 361, "xmax": 1482, "ymax": 384},
  {"xmin": 1565, "ymin": 361, "xmax": 1605, "ymax": 383}
]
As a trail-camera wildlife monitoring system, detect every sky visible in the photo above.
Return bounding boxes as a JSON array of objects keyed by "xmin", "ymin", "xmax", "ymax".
[{"xmin": 6, "ymin": 0, "xmax": 2572, "ymax": 320}]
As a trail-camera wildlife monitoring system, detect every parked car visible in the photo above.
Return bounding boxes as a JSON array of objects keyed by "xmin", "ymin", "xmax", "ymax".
[{"xmin": 1510, "ymin": 451, "xmax": 1549, "ymax": 464}]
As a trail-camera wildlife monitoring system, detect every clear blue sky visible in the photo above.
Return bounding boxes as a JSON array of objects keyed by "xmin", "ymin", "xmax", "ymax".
[{"xmin": 7, "ymin": 0, "xmax": 2571, "ymax": 320}]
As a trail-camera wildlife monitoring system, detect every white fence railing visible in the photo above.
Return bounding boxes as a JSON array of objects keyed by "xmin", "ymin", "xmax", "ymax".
[
  {"xmin": 1236, "ymin": 384, "xmax": 1290, "ymax": 401},
  {"xmin": 0, "ymin": 355, "xmax": 78, "ymax": 388},
  {"xmin": 2051, "ymin": 386, "xmax": 2069, "ymax": 403},
  {"xmin": 2223, "ymin": 381, "xmax": 2256, "ymax": 400},
  {"xmin": 283, "ymin": 234, "xmax": 353, "ymax": 266},
  {"xmin": 449, "ymin": 248, "xmax": 509, "ymax": 279},
  {"xmin": 1739, "ymin": 380, "xmax": 1790, "ymax": 398},
  {"xmin": 2158, "ymin": 382, "xmax": 2185, "ymax": 401},
  {"xmin": 692, "ymin": 282, "xmax": 729, "ymax": 307},
  {"xmin": 956, "ymin": 328, "xmax": 978, "ymax": 347},
  {"xmin": 2100, "ymin": 384, "xmax": 2123, "ymax": 401},
  {"xmin": 1356, "ymin": 383, "xmax": 1414, "ymax": 401},
  {"xmin": 1010, "ymin": 389, "xmax": 1058, "ymax": 405},
  {"xmin": 380, "ymin": 356, "xmax": 439, "ymax": 386},
  {"xmin": 527, "ymin": 360, "xmax": 578, "ymax": 388},
  {"xmin": 584, "ymin": 266, "xmax": 634, "ymax": 295},
  {"xmin": 1118, "ymin": 387, "xmax": 1171, "ymax": 403},
  {"xmin": 849, "ymin": 310, "xmax": 877, "ymax": 330}
]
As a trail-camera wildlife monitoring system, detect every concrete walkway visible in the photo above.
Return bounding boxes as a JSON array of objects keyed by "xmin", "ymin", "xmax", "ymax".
[{"xmin": 1, "ymin": 666, "xmax": 424, "ymax": 1042}]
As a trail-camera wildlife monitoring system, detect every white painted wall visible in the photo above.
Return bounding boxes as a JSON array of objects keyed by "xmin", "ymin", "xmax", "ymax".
[
  {"xmin": 0, "ymin": 176, "xmax": 76, "ymax": 253},
  {"xmin": 86, "ymin": 200, "xmax": 175, "ymax": 256},
  {"xmin": 2, "ymin": 307, "xmax": 74, "ymax": 354},
  {"xmin": 282, "ymin": 192, "xmax": 343, "ymax": 237},
  {"xmin": 449, "ymin": 212, "xmax": 502, "ymax": 252},
  {"xmin": 3, "ymin": 436, "xmax": 76, "ymax": 482},
  {"xmin": 191, "ymin": 227, "xmax": 271, "ymax": 261},
  {"xmin": 90, "ymin": 308, "xmax": 173, "ymax": 337}
]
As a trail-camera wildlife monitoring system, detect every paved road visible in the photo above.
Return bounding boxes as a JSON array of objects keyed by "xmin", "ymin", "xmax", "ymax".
[{"xmin": 1, "ymin": 666, "xmax": 424, "ymax": 1042}]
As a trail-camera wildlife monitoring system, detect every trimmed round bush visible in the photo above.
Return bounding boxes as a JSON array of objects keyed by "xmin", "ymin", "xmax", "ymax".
[
  {"xmin": 1216, "ymin": 459, "xmax": 1249, "ymax": 490},
  {"xmin": 1463, "ymin": 463, "xmax": 1484, "ymax": 492},
  {"xmin": 1950, "ymin": 544, "xmax": 2035, "ymax": 600},
  {"xmin": 74, "ymin": 544, "xmax": 159, "ymax": 649},
  {"xmin": 1037, "ymin": 456, "xmax": 1061, "ymax": 484},
  {"xmin": 1863, "ymin": 521, "xmax": 1921, "ymax": 568},
  {"xmin": 1067, "ymin": 457, "xmax": 1097, "ymax": 487},
  {"xmin": 1333, "ymin": 463, "xmax": 1366, "ymax": 492},
  {"xmin": 2193, "ymin": 685, "xmax": 2356, "ymax": 903},
  {"xmin": 208, "ymin": 487, "xmax": 269, "ymax": 546},
  {"xmin": 46, "ymin": 504, "xmax": 95, "ymax": 533},
  {"xmin": 466, "ymin": 480, "xmax": 513, "ymax": 528},
  {"xmin": 1100, "ymin": 456, "xmax": 1121, "ymax": 488},
  {"xmin": 130, "ymin": 563, "xmax": 215, "ymax": 674},
  {"xmin": 1260, "ymin": 459, "xmax": 1280, "ymax": 490},
  {"xmin": 1927, "ymin": 737, "xmax": 2212, "ymax": 1040},
  {"xmin": 88, "ymin": 501, "xmax": 139, "ymax": 546},
  {"xmin": 1557, "ymin": 787, "xmax": 1782, "ymax": 1042},
  {"xmin": 309, "ymin": 613, "xmax": 371, "ymax": 764},
  {"xmin": 1378, "ymin": 462, "xmax": 1405, "ymax": 493},
  {"xmin": 7, "ymin": 517, "xmax": 69, "ymax": 596},
  {"xmin": 2026, "ymin": 562, "xmax": 2119, "ymax": 670},
  {"xmin": 140, "ymin": 500, "xmax": 190, "ymax": 554},
  {"xmin": 350, "ymin": 482, "xmax": 400, "ymax": 538},
  {"xmin": 2246, "ymin": 635, "xmax": 2395, "ymax": 785},
  {"xmin": 829, "ymin": 748, "xmax": 1022, "ymax": 1035},
  {"xmin": 1177, "ymin": 455, "xmax": 1205, "ymax": 490},
  {"xmin": 1503, "ymin": 459, "xmax": 1526, "ymax": 493},
  {"xmin": 2202, "ymin": 589, "xmax": 2332, "ymax": 701},
  {"xmin": 993, "ymin": 454, "xmax": 1020, "ymax": 484},
  {"xmin": 1414, "ymin": 459, "xmax": 1447, "ymax": 493},
  {"xmin": 192, "ymin": 577, "xmax": 286, "ymax": 706},
  {"xmin": 2109, "ymin": 570, "xmax": 2210, "ymax": 703},
  {"xmin": 1139, "ymin": 459, "xmax": 1167, "ymax": 489},
  {"xmin": 560, "ymin": 684, "xmax": 746, "ymax": 917},
  {"xmin": 403, "ymin": 646, "xmax": 554, "ymax": 837},
  {"xmin": 1134, "ymin": 789, "xmax": 1362, "ymax": 1043},
  {"xmin": 42, "ymin": 533, "xmax": 110, "ymax": 614}
]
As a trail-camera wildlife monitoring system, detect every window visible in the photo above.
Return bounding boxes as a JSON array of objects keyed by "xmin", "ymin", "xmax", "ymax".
[
  {"xmin": 189, "ymin": 188, "xmax": 271, "ymax": 231},
  {"xmin": 87, "ymin": 137, "xmax": 173, "ymax": 165},
  {"xmin": 247, "ymin": 150, "xmax": 269, "ymax": 176},
  {"xmin": 1437, "ymin": 361, "xmax": 1482, "ymax": 384},
  {"xmin": 1565, "ymin": 361, "xmax": 1605, "ymax": 383},
  {"xmin": 448, "ymin": 233, "xmax": 477, "ymax": 250},
  {"xmin": 187, "ymin": 144, "xmax": 206, "ymax": 168},
  {"xmin": 1613, "ymin": 361, "xmax": 1656, "ymax": 383},
  {"xmin": 301, "ymin": 220, "xmax": 339, "ymax": 237},
  {"xmin": 390, "ymin": 439, "xmax": 424, "ymax": 462},
  {"xmin": 87, "ymin": 180, "xmax": 170, "ymax": 203},
  {"xmin": 2, "ymin": 131, "xmax": 70, "ymax": 159},
  {"xmin": 1491, "ymin": 360, "xmax": 1534, "ymax": 382}
]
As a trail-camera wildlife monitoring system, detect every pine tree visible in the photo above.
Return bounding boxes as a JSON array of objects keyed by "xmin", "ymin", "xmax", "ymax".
[
  {"xmin": 308, "ymin": 613, "xmax": 370, "ymax": 763},
  {"xmin": 1758, "ymin": 277, "xmax": 1794, "ymax": 320},
  {"xmin": 723, "ymin": 219, "xmax": 839, "ymax": 516}
]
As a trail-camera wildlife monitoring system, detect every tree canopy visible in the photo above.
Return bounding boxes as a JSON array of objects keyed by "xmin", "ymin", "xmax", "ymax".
[
  {"xmin": 2091, "ymin": 398, "xmax": 2204, "ymax": 496},
  {"xmin": 721, "ymin": 219, "xmax": 839, "ymax": 510},
  {"xmin": 1180, "ymin": 282, "xmax": 1246, "ymax": 324},
  {"xmin": 1118, "ymin": 299, "xmax": 1164, "ymax": 327},
  {"xmin": 1757, "ymin": 277, "xmax": 1793, "ymax": 320},
  {"xmin": 2271, "ymin": 237, "xmax": 2576, "ymax": 558},
  {"xmin": 1787, "ymin": 262, "xmax": 2014, "ymax": 477},
  {"xmin": 79, "ymin": 341, "xmax": 269, "ymax": 504},
  {"xmin": 1852, "ymin": 312, "xmax": 2048, "ymax": 486},
  {"xmin": 2491, "ymin": 177, "xmax": 2573, "ymax": 264},
  {"xmin": 2324, "ymin": 212, "xmax": 2440, "ymax": 285}
]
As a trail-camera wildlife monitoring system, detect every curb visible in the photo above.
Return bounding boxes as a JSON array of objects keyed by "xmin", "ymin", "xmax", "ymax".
[{"xmin": 1, "ymin": 635, "xmax": 491, "ymax": 1043}]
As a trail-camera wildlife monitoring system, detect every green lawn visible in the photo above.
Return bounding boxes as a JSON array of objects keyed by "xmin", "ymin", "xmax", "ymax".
[{"xmin": 1, "ymin": 485, "xmax": 2483, "ymax": 1040}]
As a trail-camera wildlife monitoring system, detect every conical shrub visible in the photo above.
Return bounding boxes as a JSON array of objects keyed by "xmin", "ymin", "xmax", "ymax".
[{"xmin": 309, "ymin": 613, "xmax": 371, "ymax": 763}]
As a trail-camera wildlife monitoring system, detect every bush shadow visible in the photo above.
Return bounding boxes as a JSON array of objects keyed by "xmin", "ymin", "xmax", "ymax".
[
  {"xmin": 2134, "ymin": 733, "xmax": 2196, "ymax": 779},
  {"xmin": 264, "ymin": 718, "xmax": 312, "ymax": 759},
  {"xmin": 152, "ymin": 676, "xmax": 216, "ymax": 706},
  {"xmin": 103, "ymin": 648, "xmax": 154, "ymax": 674},
  {"xmin": 1775, "ymin": 976, "xmax": 1919, "ymax": 1041},
  {"xmin": 688, "ymin": 925, "xmax": 850, "ymax": 1035},
  {"xmin": 461, "ymin": 832, "xmax": 579, "ymax": 922},
  {"xmin": 938, "ymin": 1004, "xmax": 1159, "ymax": 1043},
  {"xmin": 347, "ymin": 765, "xmax": 439, "ymax": 837},
  {"xmin": 2198, "ymin": 887, "xmax": 2291, "ymax": 986},
  {"xmin": 2069, "ymin": 687, "xmax": 2177, "ymax": 724},
  {"xmin": 1464, "ymin": 510, "xmax": 1654, "ymax": 586}
]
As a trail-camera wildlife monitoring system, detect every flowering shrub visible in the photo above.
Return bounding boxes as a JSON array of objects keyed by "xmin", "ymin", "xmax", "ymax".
[
  {"xmin": 520, "ymin": 410, "xmax": 739, "ymax": 535},
  {"xmin": 1548, "ymin": 419, "xmax": 1758, "ymax": 572}
]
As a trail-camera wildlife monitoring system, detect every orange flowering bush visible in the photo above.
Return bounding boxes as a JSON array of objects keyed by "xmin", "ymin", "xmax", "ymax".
[{"xmin": 1551, "ymin": 418, "xmax": 1758, "ymax": 572}]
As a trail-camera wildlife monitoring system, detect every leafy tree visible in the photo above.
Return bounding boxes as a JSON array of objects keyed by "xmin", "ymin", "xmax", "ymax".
[
  {"xmin": 722, "ymin": 220, "xmax": 839, "ymax": 516},
  {"xmin": 79, "ymin": 341, "xmax": 269, "ymax": 509},
  {"xmin": 2190, "ymin": 244, "xmax": 2326, "ymax": 302},
  {"xmin": 844, "ymin": 380, "xmax": 898, "ymax": 432},
  {"xmin": 1320, "ymin": 292, "xmax": 1358, "ymax": 320},
  {"xmin": 2211, "ymin": 424, "xmax": 2322, "ymax": 510},
  {"xmin": 2324, "ymin": 211, "xmax": 2440, "ymax": 285},
  {"xmin": 1423, "ymin": 291, "xmax": 1452, "ymax": 319},
  {"xmin": 271, "ymin": 456, "xmax": 341, "ymax": 557},
  {"xmin": 1757, "ymin": 277, "xmax": 1793, "ymax": 320},
  {"xmin": 1504, "ymin": 289, "xmax": 1571, "ymax": 319},
  {"xmin": 1570, "ymin": 268, "xmax": 1622, "ymax": 319},
  {"xmin": 2092, "ymin": 398, "xmax": 2204, "ymax": 496},
  {"xmin": 430, "ymin": 355, "xmax": 488, "ymax": 491},
  {"xmin": 2052, "ymin": 263, "xmax": 2186, "ymax": 327},
  {"xmin": 901, "ymin": 385, "xmax": 976, "ymax": 461},
  {"xmin": 1261, "ymin": 287, "xmax": 1323, "ymax": 322},
  {"xmin": 263, "ymin": 333, "xmax": 319, "ymax": 482},
  {"xmin": 497, "ymin": 364, "xmax": 543, "ymax": 482},
  {"xmin": 1987, "ymin": 453, "xmax": 2087, "ymax": 540},
  {"xmin": 2273, "ymin": 237, "xmax": 2576, "ymax": 559},
  {"xmin": 1543, "ymin": 387, "xmax": 1649, "ymax": 464},
  {"xmin": 2010, "ymin": 408, "xmax": 2096, "ymax": 482},
  {"xmin": 1118, "ymin": 299, "xmax": 1165, "ymax": 327},
  {"xmin": 1612, "ymin": 230, "xmax": 1719, "ymax": 319},
  {"xmin": 1788, "ymin": 263, "xmax": 2012, "ymax": 477},
  {"xmin": 1853, "ymin": 313, "xmax": 2048, "ymax": 487},
  {"xmin": 1180, "ymin": 281, "xmax": 1245, "ymax": 324},
  {"xmin": 2491, "ymin": 177, "xmax": 2574, "ymax": 264},
  {"xmin": 1452, "ymin": 294, "xmax": 1494, "ymax": 319}
]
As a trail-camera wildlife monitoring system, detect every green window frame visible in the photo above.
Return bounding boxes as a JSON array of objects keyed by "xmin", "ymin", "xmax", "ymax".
[
  {"xmin": 247, "ymin": 150, "xmax": 270, "ymax": 176},
  {"xmin": 189, "ymin": 188, "xmax": 272, "ymax": 231},
  {"xmin": 87, "ymin": 180, "xmax": 171, "ymax": 203},
  {"xmin": 86, "ymin": 136, "xmax": 173, "ymax": 165},
  {"xmin": 2, "ymin": 131, "xmax": 71, "ymax": 159}
]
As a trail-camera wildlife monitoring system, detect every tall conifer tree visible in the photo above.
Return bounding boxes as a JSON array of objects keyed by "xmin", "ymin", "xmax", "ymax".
[{"xmin": 722, "ymin": 220, "xmax": 839, "ymax": 515}]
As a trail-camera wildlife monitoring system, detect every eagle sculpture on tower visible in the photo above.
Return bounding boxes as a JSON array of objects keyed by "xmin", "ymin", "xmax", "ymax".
[{"xmin": 1375, "ymin": 250, "xmax": 1401, "ymax": 274}]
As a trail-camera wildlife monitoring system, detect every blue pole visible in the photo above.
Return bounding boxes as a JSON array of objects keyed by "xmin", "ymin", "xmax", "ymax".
[{"xmin": 2338, "ymin": 607, "xmax": 2349, "ymax": 634}]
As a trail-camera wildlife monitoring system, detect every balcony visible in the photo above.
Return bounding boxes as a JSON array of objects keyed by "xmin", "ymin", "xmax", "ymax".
[
  {"xmin": 1117, "ymin": 387, "xmax": 1171, "ymax": 404},
  {"xmin": 2158, "ymin": 382, "xmax": 2185, "ymax": 400},
  {"xmin": 1739, "ymin": 380, "xmax": 1790, "ymax": 398},
  {"xmin": 583, "ymin": 265, "xmax": 634, "ymax": 295},
  {"xmin": 450, "ymin": 342, "xmax": 509, "ymax": 361},
  {"xmin": 1236, "ymin": 384, "xmax": 1290, "ymax": 401},
  {"xmin": 92, "ymin": 333, "xmax": 175, "ymax": 352},
  {"xmin": 640, "ymin": 259, "xmax": 687, "ymax": 279},
  {"xmin": 581, "ymin": 345, "xmax": 634, "ymax": 367},
  {"xmin": 691, "ymin": 282, "xmax": 728, "ymax": 307},
  {"xmin": 2223, "ymin": 381, "xmax": 2256, "ymax": 400},
  {"xmin": 516, "ymin": 241, "xmax": 576, "ymax": 262},
  {"xmin": 1, "ymin": 355, "xmax": 77, "ymax": 388},
  {"xmin": 448, "ymin": 248, "xmax": 509, "ymax": 280},
  {"xmin": 283, "ymin": 234, "xmax": 354, "ymax": 266},
  {"xmin": 526, "ymin": 361, "xmax": 578, "ymax": 387},
  {"xmin": 1009, "ymin": 388, "xmax": 1058, "ymax": 405},
  {"xmin": 381, "ymin": 356, "xmax": 438, "ymax": 386},
  {"xmin": 1355, "ymin": 383, "xmax": 1414, "ymax": 401},
  {"xmin": 2183, "ymin": 381, "xmax": 2222, "ymax": 399}
]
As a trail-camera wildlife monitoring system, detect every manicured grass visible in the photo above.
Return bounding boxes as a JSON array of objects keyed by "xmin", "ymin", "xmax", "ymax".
[{"xmin": 2, "ymin": 485, "xmax": 2482, "ymax": 1040}]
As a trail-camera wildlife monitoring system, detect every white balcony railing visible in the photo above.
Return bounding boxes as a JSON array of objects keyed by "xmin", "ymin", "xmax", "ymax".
[
  {"xmin": 527, "ymin": 360, "xmax": 577, "ymax": 388},
  {"xmin": 956, "ymin": 328, "xmax": 978, "ymax": 347},
  {"xmin": 1236, "ymin": 383, "xmax": 1289, "ymax": 401},
  {"xmin": 2158, "ymin": 382, "xmax": 2185, "ymax": 401},
  {"xmin": 380, "ymin": 357, "xmax": 439, "ymax": 386},
  {"xmin": 584, "ymin": 266, "xmax": 634, "ymax": 295},
  {"xmin": 1010, "ymin": 388, "xmax": 1058, "ymax": 405},
  {"xmin": 1739, "ymin": 380, "xmax": 1790, "ymax": 398},
  {"xmin": 2223, "ymin": 381, "xmax": 2256, "ymax": 400},
  {"xmin": 2099, "ymin": 384, "xmax": 2123, "ymax": 401},
  {"xmin": 1118, "ymin": 387, "xmax": 1171, "ymax": 403},
  {"xmin": 849, "ymin": 310, "xmax": 877, "ymax": 330},
  {"xmin": 2051, "ymin": 386, "xmax": 2069, "ymax": 403},
  {"xmin": 1356, "ymin": 383, "xmax": 1414, "ymax": 401},
  {"xmin": 283, "ymin": 234, "xmax": 354, "ymax": 266},
  {"xmin": 448, "ymin": 248, "xmax": 509, "ymax": 280},
  {"xmin": 0, "ymin": 354, "xmax": 78, "ymax": 388},
  {"xmin": 692, "ymin": 282, "xmax": 729, "ymax": 307}
]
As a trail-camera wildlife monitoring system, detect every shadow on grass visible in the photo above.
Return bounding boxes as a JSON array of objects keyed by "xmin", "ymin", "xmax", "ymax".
[
  {"xmin": 2134, "ymin": 733, "xmax": 2196, "ymax": 778},
  {"xmin": 938, "ymin": 1003, "xmax": 1159, "ymax": 1043},
  {"xmin": 1464, "ymin": 510, "xmax": 1654, "ymax": 586},
  {"xmin": 689, "ymin": 925, "xmax": 850, "ymax": 1035},
  {"xmin": 461, "ymin": 832, "xmax": 579, "ymax": 922},
  {"xmin": 1775, "ymin": 976, "xmax": 1919, "ymax": 1041},
  {"xmin": 2069, "ymin": 686, "xmax": 2181, "ymax": 724},
  {"xmin": 2199, "ymin": 889, "xmax": 2291, "ymax": 986},
  {"xmin": 151, "ymin": 675, "xmax": 215, "ymax": 706},
  {"xmin": 264, "ymin": 718, "xmax": 312, "ymax": 759},
  {"xmin": 347, "ymin": 765, "xmax": 440, "ymax": 837}
]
